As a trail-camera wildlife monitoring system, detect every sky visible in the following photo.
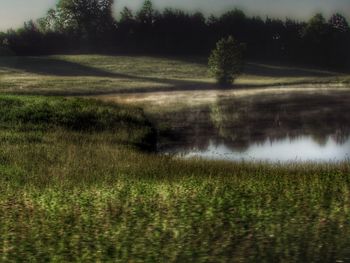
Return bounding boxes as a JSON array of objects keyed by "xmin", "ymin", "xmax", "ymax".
[{"xmin": 0, "ymin": 0, "xmax": 349, "ymax": 31}]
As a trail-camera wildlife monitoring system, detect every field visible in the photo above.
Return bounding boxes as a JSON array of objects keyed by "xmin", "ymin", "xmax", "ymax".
[
  {"xmin": 0, "ymin": 55, "xmax": 350, "ymax": 262},
  {"xmin": 0, "ymin": 55, "xmax": 349, "ymax": 96}
]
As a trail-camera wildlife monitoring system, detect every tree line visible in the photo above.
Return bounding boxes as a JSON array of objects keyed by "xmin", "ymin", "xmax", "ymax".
[{"xmin": 0, "ymin": 0, "xmax": 349, "ymax": 69}]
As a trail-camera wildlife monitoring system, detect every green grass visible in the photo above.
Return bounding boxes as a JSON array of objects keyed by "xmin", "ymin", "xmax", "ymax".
[
  {"xmin": 0, "ymin": 95, "xmax": 156, "ymax": 150},
  {"xmin": 1, "ymin": 140, "xmax": 350, "ymax": 262},
  {"xmin": 0, "ymin": 55, "xmax": 349, "ymax": 96},
  {"xmin": 0, "ymin": 56, "xmax": 350, "ymax": 262},
  {"xmin": 0, "ymin": 95, "xmax": 349, "ymax": 262}
]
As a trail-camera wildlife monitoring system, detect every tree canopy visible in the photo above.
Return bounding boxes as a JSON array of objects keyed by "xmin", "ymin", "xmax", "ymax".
[
  {"xmin": 39, "ymin": 0, "xmax": 115, "ymax": 40},
  {"xmin": 0, "ymin": 0, "xmax": 349, "ymax": 69}
]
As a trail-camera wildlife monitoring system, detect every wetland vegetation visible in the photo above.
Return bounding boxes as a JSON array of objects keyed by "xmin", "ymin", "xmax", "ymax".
[
  {"xmin": 0, "ymin": 54, "xmax": 349, "ymax": 261},
  {"xmin": 0, "ymin": 1, "xmax": 350, "ymax": 260}
]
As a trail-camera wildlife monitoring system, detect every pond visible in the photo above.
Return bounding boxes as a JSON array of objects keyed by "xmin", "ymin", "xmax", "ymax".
[{"xmin": 157, "ymin": 90, "xmax": 350, "ymax": 162}]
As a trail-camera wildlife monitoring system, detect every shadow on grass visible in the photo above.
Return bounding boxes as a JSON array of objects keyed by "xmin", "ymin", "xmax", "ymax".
[
  {"xmin": 244, "ymin": 62, "xmax": 338, "ymax": 77},
  {"xmin": 0, "ymin": 56, "xmax": 125, "ymax": 77},
  {"xmin": 0, "ymin": 56, "xmax": 195, "ymax": 84},
  {"xmin": 171, "ymin": 56, "xmax": 340, "ymax": 77},
  {"xmin": 0, "ymin": 55, "xmax": 344, "ymax": 96}
]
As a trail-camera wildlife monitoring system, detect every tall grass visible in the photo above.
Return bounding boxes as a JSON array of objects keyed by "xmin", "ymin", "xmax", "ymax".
[{"xmin": 0, "ymin": 95, "xmax": 350, "ymax": 262}]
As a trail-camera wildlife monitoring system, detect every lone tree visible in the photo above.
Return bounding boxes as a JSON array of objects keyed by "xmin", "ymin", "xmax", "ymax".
[{"xmin": 209, "ymin": 36, "xmax": 245, "ymax": 86}]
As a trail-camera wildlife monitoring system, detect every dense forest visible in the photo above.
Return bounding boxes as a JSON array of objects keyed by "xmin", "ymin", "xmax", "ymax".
[{"xmin": 0, "ymin": 0, "xmax": 349, "ymax": 69}]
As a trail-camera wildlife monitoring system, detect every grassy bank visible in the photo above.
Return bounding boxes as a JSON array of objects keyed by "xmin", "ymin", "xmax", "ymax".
[
  {"xmin": 0, "ymin": 95, "xmax": 350, "ymax": 262},
  {"xmin": 0, "ymin": 95, "xmax": 155, "ymax": 150}
]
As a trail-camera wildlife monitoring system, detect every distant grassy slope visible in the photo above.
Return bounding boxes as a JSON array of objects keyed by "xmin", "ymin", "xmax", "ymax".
[{"xmin": 0, "ymin": 55, "xmax": 348, "ymax": 96}]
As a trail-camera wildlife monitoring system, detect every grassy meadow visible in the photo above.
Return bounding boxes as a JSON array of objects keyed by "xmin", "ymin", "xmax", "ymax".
[
  {"xmin": 0, "ymin": 55, "xmax": 349, "ymax": 96},
  {"xmin": 0, "ymin": 55, "xmax": 350, "ymax": 262}
]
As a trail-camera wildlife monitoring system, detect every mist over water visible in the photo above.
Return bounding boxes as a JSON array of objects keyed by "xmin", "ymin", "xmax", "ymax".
[{"xmin": 158, "ymin": 90, "xmax": 350, "ymax": 163}]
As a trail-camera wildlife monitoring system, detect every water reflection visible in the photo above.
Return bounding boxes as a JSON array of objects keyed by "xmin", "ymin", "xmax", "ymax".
[
  {"xmin": 157, "ymin": 90, "xmax": 350, "ymax": 162},
  {"xmin": 184, "ymin": 137, "xmax": 350, "ymax": 162}
]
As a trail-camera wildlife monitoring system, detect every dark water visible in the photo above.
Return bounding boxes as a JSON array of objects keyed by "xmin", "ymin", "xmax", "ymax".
[{"xmin": 157, "ymin": 90, "xmax": 350, "ymax": 162}]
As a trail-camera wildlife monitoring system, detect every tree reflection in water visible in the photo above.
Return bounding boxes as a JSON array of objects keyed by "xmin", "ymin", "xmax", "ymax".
[{"xmin": 157, "ymin": 90, "xmax": 350, "ymax": 161}]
